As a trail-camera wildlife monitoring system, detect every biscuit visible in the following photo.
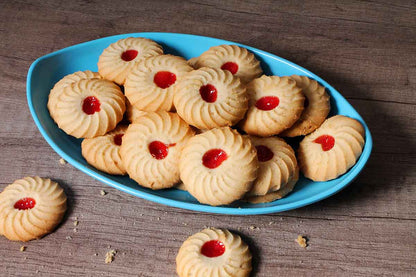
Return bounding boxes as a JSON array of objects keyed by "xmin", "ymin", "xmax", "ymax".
[
  {"xmin": 0, "ymin": 177, "xmax": 67, "ymax": 242},
  {"xmin": 194, "ymin": 44, "xmax": 262, "ymax": 83},
  {"xmin": 246, "ymin": 136, "xmax": 298, "ymax": 196},
  {"xmin": 281, "ymin": 75, "xmax": 330, "ymax": 137},
  {"xmin": 120, "ymin": 111, "xmax": 195, "ymax": 189},
  {"xmin": 81, "ymin": 125, "xmax": 127, "ymax": 175},
  {"xmin": 245, "ymin": 168, "xmax": 299, "ymax": 203},
  {"xmin": 187, "ymin": 57, "xmax": 199, "ymax": 69},
  {"xmin": 240, "ymin": 75, "xmax": 305, "ymax": 137},
  {"xmin": 174, "ymin": 67, "xmax": 248, "ymax": 130},
  {"xmin": 49, "ymin": 78, "xmax": 126, "ymax": 138},
  {"xmin": 125, "ymin": 55, "xmax": 193, "ymax": 112},
  {"xmin": 176, "ymin": 228, "xmax": 252, "ymax": 277},
  {"xmin": 97, "ymin": 37, "xmax": 163, "ymax": 85},
  {"xmin": 298, "ymin": 115, "xmax": 365, "ymax": 181},
  {"xmin": 179, "ymin": 127, "xmax": 258, "ymax": 206},
  {"xmin": 48, "ymin": 70, "xmax": 102, "ymax": 120},
  {"xmin": 125, "ymin": 99, "xmax": 148, "ymax": 123}
]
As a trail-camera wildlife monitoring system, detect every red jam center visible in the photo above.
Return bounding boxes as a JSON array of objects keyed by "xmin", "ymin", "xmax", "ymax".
[
  {"xmin": 256, "ymin": 145, "xmax": 274, "ymax": 162},
  {"xmin": 14, "ymin": 198, "xmax": 36, "ymax": 210},
  {"xmin": 82, "ymin": 96, "xmax": 101, "ymax": 115},
  {"xmin": 148, "ymin": 141, "xmax": 176, "ymax": 160},
  {"xmin": 201, "ymin": 240, "xmax": 225, "ymax": 258},
  {"xmin": 255, "ymin": 96, "xmax": 280, "ymax": 111},
  {"xmin": 121, "ymin": 49, "xmax": 138, "ymax": 61},
  {"xmin": 202, "ymin": 149, "xmax": 228, "ymax": 169},
  {"xmin": 114, "ymin": 134, "xmax": 124, "ymax": 146},
  {"xmin": 314, "ymin": 135, "xmax": 335, "ymax": 151},
  {"xmin": 153, "ymin": 71, "xmax": 177, "ymax": 89},
  {"xmin": 221, "ymin": 62, "xmax": 239, "ymax": 75},
  {"xmin": 199, "ymin": 84, "xmax": 218, "ymax": 103}
]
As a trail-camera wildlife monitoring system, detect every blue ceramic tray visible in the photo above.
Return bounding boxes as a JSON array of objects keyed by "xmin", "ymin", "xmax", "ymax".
[{"xmin": 27, "ymin": 32, "xmax": 372, "ymax": 215}]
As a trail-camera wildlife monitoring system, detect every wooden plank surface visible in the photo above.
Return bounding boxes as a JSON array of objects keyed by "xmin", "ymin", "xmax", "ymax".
[{"xmin": 0, "ymin": 0, "xmax": 415, "ymax": 276}]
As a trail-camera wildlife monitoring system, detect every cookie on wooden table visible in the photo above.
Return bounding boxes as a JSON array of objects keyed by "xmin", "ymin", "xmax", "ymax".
[
  {"xmin": 194, "ymin": 44, "xmax": 263, "ymax": 83},
  {"xmin": 179, "ymin": 127, "xmax": 258, "ymax": 206},
  {"xmin": 176, "ymin": 228, "xmax": 252, "ymax": 277},
  {"xmin": 48, "ymin": 78, "xmax": 125, "ymax": 138},
  {"xmin": 120, "ymin": 111, "xmax": 195, "ymax": 189},
  {"xmin": 125, "ymin": 54, "xmax": 193, "ymax": 112},
  {"xmin": 240, "ymin": 75, "xmax": 305, "ymax": 137},
  {"xmin": 281, "ymin": 75, "xmax": 330, "ymax": 137},
  {"xmin": 0, "ymin": 177, "xmax": 67, "ymax": 242},
  {"xmin": 81, "ymin": 125, "xmax": 127, "ymax": 175},
  {"xmin": 174, "ymin": 67, "xmax": 248, "ymax": 130},
  {"xmin": 98, "ymin": 37, "xmax": 163, "ymax": 85},
  {"xmin": 298, "ymin": 115, "xmax": 365, "ymax": 181}
]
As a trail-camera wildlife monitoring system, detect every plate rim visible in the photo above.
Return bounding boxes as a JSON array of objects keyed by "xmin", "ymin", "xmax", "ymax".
[{"xmin": 26, "ymin": 32, "xmax": 373, "ymax": 215}]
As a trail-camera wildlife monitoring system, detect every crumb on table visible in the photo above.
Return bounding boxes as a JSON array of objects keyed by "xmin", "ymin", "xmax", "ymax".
[
  {"xmin": 100, "ymin": 190, "xmax": 107, "ymax": 196},
  {"xmin": 59, "ymin": 158, "xmax": 67, "ymax": 165},
  {"xmin": 20, "ymin": 246, "xmax": 26, "ymax": 252},
  {"xmin": 296, "ymin": 235, "xmax": 308, "ymax": 248},
  {"xmin": 73, "ymin": 220, "xmax": 79, "ymax": 227},
  {"xmin": 105, "ymin": 249, "xmax": 117, "ymax": 264}
]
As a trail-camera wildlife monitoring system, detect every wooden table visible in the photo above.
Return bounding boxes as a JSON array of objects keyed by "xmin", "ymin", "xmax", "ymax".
[{"xmin": 1, "ymin": 1, "xmax": 415, "ymax": 276}]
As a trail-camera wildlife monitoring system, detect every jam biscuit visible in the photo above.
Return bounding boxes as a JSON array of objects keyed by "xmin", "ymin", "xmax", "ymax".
[
  {"xmin": 281, "ymin": 75, "xmax": 330, "ymax": 137},
  {"xmin": 125, "ymin": 55, "xmax": 193, "ymax": 112},
  {"xmin": 0, "ymin": 177, "xmax": 67, "ymax": 242},
  {"xmin": 240, "ymin": 75, "xmax": 305, "ymax": 137},
  {"xmin": 174, "ymin": 67, "xmax": 248, "ymax": 130},
  {"xmin": 298, "ymin": 115, "xmax": 365, "ymax": 181},
  {"xmin": 48, "ymin": 70, "xmax": 102, "ymax": 120},
  {"xmin": 245, "ymin": 168, "xmax": 299, "ymax": 203},
  {"xmin": 194, "ymin": 44, "xmax": 262, "ymax": 83},
  {"xmin": 187, "ymin": 57, "xmax": 199, "ymax": 69},
  {"xmin": 246, "ymin": 136, "xmax": 298, "ymax": 197},
  {"xmin": 125, "ymin": 99, "xmax": 147, "ymax": 123},
  {"xmin": 81, "ymin": 125, "xmax": 127, "ymax": 175},
  {"xmin": 120, "ymin": 111, "xmax": 195, "ymax": 189},
  {"xmin": 179, "ymin": 127, "xmax": 258, "ymax": 206},
  {"xmin": 97, "ymin": 37, "xmax": 163, "ymax": 85},
  {"xmin": 176, "ymin": 228, "xmax": 252, "ymax": 277},
  {"xmin": 49, "ymin": 79, "xmax": 125, "ymax": 138}
]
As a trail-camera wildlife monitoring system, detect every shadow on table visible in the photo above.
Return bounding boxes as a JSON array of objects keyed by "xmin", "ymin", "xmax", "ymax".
[{"xmin": 53, "ymin": 178, "xmax": 76, "ymax": 228}]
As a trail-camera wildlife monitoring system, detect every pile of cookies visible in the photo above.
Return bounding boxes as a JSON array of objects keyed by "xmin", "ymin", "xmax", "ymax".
[{"xmin": 47, "ymin": 37, "xmax": 366, "ymax": 207}]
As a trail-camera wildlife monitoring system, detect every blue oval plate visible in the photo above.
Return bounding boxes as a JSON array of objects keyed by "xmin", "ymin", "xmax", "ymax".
[{"xmin": 27, "ymin": 32, "xmax": 372, "ymax": 215}]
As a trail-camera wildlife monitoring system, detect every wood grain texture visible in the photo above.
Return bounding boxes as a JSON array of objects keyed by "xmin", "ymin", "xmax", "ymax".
[{"xmin": 0, "ymin": 0, "xmax": 415, "ymax": 276}]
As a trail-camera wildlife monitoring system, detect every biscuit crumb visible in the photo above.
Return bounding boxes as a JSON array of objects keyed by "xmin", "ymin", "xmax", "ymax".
[
  {"xmin": 73, "ymin": 228, "xmax": 77, "ymax": 233},
  {"xmin": 268, "ymin": 221, "xmax": 273, "ymax": 225},
  {"xmin": 20, "ymin": 246, "xmax": 26, "ymax": 252},
  {"xmin": 94, "ymin": 253, "xmax": 98, "ymax": 256},
  {"xmin": 249, "ymin": 225, "xmax": 259, "ymax": 230},
  {"xmin": 73, "ymin": 220, "xmax": 79, "ymax": 227},
  {"xmin": 66, "ymin": 236, "xmax": 72, "ymax": 240},
  {"xmin": 296, "ymin": 235, "xmax": 308, "ymax": 248},
  {"xmin": 59, "ymin": 158, "xmax": 67, "ymax": 165},
  {"xmin": 100, "ymin": 190, "xmax": 107, "ymax": 196},
  {"xmin": 182, "ymin": 223, "xmax": 188, "ymax": 226},
  {"xmin": 157, "ymin": 217, "xmax": 161, "ymax": 221},
  {"xmin": 105, "ymin": 249, "xmax": 117, "ymax": 264}
]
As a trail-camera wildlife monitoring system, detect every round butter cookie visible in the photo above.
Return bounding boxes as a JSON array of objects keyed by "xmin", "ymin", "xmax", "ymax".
[
  {"xmin": 246, "ymin": 136, "xmax": 298, "ymax": 196},
  {"xmin": 174, "ymin": 67, "xmax": 248, "ymax": 130},
  {"xmin": 49, "ymin": 78, "xmax": 126, "ymax": 138},
  {"xmin": 176, "ymin": 228, "xmax": 252, "ymax": 277},
  {"xmin": 194, "ymin": 44, "xmax": 262, "ymax": 83},
  {"xmin": 97, "ymin": 37, "xmax": 163, "ymax": 85},
  {"xmin": 179, "ymin": 127, "xmax": 258, "ymax": 206},
  {"xmin": 187, "ymin": 57, "xmax": 199, "ymax": 69},
  {"xmin": 240, "ymin": 75, "xmax": 305, "ymax": 137},
  {"xmin": 245, "ymin": 168, "xmax": 299, "ymax": 203},
  {"xmin": 281, "ymin": 75, "xmax": 330, "ymax": 137},
  {"xmin": 125, "ymin": 55, "xmax": 193, "ymax": 112},
  {"xmin": 126, "ymin": 99, "xmax": 148, "ymax": 123},
  {"xmin": 120, "ymin": 111, "xmax": 195, "ymax": 189},
  {"xmin": 0, "ymin": 177, "xmax": 67, "ymax": 242},
  {"xmin": 48, "ymin": 70, "xmax": 102, "ymax": 120},
  {"xmin": 298, "ymin": 115, "xmax": 365, "ymax": 181},
  {"xmin": 81, "ymin": 125, "xmax": 127, "ymax": 175}
]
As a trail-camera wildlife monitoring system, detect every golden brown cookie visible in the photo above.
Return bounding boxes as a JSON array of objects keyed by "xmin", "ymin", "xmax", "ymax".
[
  {"xmin": 125, "ymin": 99, "xmax": 148, "ymax": 123},
  {"xmin": 194, "ymin": 44, "xmax": 262, "ymax": 83},
  {"xmin": 174, "ymin": 67, "xmax": 248, "ymax": 130},
  {"xmin": 97, "ymin": 37, "xmax": 163, "ymax": 85},
  {"xmin": 281, "ymin": 75, "xmax": 330, "ymax": 137},
  {"xmin": 120, "ymin": 111, "xmax": 195, "ymax": 189},
  {"xmin": 48, "ymin": 78, "xmax": 126, "ymax": 138},
  {"xmin": 81, "ymin": 125, "xmax": 127, "ymax": 175},
  {"xmin": 0, "ymin": 177, "xmax": 67, "ymax": 242},
  {"xmin": 179, "ymin": 127, "xmax": 258, "ymax": 206},
  {"xmin": 240, "ymin": 75, "xmax": 305, "ymax": 137},
  {"xmin": 125, "ymin": 55, "xmax": 193, "ymax": 112},
  {"xmin": 176, "ymin": 228, "xmax": 252, "ymax": 277},
  {"xmin": 298, "ymin": 115, "xmax": 365, "ymax": 181}
]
